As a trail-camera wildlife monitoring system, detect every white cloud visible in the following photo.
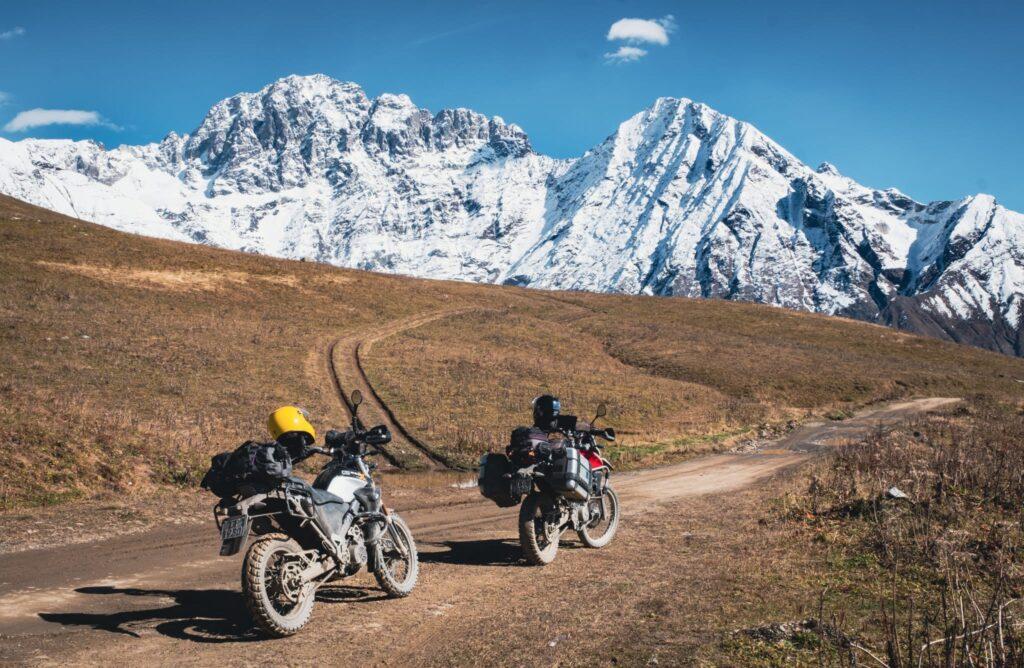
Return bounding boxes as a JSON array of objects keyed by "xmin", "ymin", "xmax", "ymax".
[
  {"xmin": 604, "ymin": 46, "xmax": 649, "ymax": 63},
  {"xmin": 0, "ymin": 92, "xmax": 9, "ymax": 106},
  {"xmin": 606, "ymin": 15, "xmax": 675, "ymax": 46},
  {"xmin": 3, "ymin": 108, "xmax": 120, "ymax": 132},
  {"xmin": 0, "ymin": 27, "xmax": 25, "ymax": 40}
]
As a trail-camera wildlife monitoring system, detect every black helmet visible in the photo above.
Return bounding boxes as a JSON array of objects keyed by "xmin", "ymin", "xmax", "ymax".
[{"xmin": 532, "ymin": 394, "xmax": 560, "ymax": 430}]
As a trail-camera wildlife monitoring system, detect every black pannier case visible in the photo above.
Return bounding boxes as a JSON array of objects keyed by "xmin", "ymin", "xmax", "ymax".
[
  {"xmin": 478, "ymin": 453, "xmax": 528, "ymax": 507},
  {"xmin": 546, "ymin": 447, "xmax": 593, "ymax": 502}
]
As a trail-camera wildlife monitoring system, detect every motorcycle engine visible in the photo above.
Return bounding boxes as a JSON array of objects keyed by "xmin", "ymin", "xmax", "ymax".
[
  {"xmin": 571, "ymin": 503, "xmax": 592, "ymax": 530},
  {"xmin": 343, "ymin": 527, "xmax": 368, "ymax": 575}
]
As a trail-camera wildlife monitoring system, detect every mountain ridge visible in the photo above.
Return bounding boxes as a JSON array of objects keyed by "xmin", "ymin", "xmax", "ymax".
[{"xmin": 0, "ymin": 74, "xmax": 1020, "ymax": 355}]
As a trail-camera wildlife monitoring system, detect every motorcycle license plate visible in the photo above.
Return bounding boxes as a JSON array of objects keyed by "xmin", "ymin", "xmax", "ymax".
[{"xmin": 220, "ymin": 516, "xmax": 248, "ymax": 541}]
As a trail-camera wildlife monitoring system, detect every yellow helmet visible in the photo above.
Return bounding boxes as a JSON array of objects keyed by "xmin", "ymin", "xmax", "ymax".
[{"xmin": 267, "ymin": 406, "xmax": 316, "ymax": 445}]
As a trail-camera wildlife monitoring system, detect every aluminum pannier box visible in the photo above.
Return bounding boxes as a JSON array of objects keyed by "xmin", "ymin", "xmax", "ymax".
[{"xmin": 546, "ymin": 447, "xmax": 592, "ymax": 502}]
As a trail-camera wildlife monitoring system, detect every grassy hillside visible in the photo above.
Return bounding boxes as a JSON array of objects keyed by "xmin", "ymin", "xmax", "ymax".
[
  {"xmin": 365, "ymin": 295, "xmax": 1024, "ymax": 467},
  {"xmin": 2, "ymin": 194, "xmax": 1021, "ymax": 507}
]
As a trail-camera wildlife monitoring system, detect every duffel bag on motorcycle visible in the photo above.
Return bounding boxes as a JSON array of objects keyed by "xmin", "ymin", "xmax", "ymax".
[
  {"xmin": 507, "ymin": 426, "xmax": 555, "ymax": 467},
  {"xmin": 201, "ymin": 440, "xmax": 293, "ymax": 499},
  {"xmin": 545, "ymin": 447, "xmax": 593, "ymax": 502},
  {"xmin": 478, "ymin": 453, "xmax": 531, "ymax": 507}
]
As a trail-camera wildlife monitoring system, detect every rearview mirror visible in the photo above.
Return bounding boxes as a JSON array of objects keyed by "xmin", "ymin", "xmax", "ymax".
[
  {"xmin": 595, "ymin": 403, "xmax": 607, "ymax": 419},
  {"xmin": 350, "ymin": 389, "xmax": 363, "ymax": 407}
]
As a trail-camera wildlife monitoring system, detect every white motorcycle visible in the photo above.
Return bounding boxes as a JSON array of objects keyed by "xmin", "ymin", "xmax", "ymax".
[{"xmin": 214, "ymin": 390, "xmax": 418, "ymax": 636}]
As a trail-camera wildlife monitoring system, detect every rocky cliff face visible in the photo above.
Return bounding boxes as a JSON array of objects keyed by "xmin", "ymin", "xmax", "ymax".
[{"xmin": 1, "ymin": 74, "xmax": 1020, "ymax": 354}]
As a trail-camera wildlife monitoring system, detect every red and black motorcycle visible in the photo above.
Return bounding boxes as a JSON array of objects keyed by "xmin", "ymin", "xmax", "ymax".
[{"xmin": 479, "ymin": 403, "xmax": 620, "ymax": 565}]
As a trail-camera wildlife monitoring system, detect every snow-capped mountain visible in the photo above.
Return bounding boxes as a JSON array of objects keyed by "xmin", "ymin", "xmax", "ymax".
[{"xmin": 1, "ymin": 74, "xmax": 1021, "ymax": 355}]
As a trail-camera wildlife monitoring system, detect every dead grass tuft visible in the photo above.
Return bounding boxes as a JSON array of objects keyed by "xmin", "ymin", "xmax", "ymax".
[{"xmin": 34, "ymin": 260, "xmax": 351, "ymax": 294}]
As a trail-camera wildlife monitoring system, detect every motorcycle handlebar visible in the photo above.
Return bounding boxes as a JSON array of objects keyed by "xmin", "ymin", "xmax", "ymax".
[{"xmin": 321, "ymin": 425, "xmax": 390, "ymax": 456}]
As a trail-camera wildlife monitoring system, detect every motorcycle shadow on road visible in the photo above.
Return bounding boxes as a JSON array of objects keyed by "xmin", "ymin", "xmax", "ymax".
[
  {"xmin": 315, "ymin": 584, "xmax": 390, "ymax": 604},
  {"xmin": 37, "ymin": 583, "xmax": 385, "ymax": 643},
  {"xmin": 37, "ymin": 586, "xmax": 260, "ymax": 643},
  {"xmin": 418, "ymin": 539, "xmax": 524, "ymax": 567}
]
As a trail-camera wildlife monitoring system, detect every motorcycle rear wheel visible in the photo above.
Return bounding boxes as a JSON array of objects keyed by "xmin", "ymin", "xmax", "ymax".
[
  {"xmin": 242, "ymin": 533, "xmax": 316, "ymax": 637},
  {"xmin": 519, "ymin": 492, "xmax": 560, "ymax": 565},
  {"xmin": 578, "ymin": 486, "xmax": 620, "ymax": 548}
]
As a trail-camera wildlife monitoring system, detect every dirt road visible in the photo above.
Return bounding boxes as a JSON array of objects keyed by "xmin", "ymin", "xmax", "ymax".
[{"xmin": 0, "ymin": 397, "xmax": 956, "ymax": 665}]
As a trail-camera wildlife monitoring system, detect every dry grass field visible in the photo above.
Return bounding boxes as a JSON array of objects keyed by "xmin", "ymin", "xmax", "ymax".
[
  {"xmin": 721, "ymin": 398, "xmax": 1024, "ymax": 666},
  {"xmin": 2, "ymin": 194, "xmax": 1022, "ymax": 508},
  {"xmin": 362, "ymin": 309, "xmax": 746, "ymax": 467},
  {"xmin": 365, "ymin": 291, "xmax": 1024, "ymax": 468}
]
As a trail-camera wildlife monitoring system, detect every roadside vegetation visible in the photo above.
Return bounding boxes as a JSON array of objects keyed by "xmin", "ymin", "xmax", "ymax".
[
  {"xmin": 2, "ymin": 194, "xmax": 1022, "ymax": 508},
  {"xmin": 726, "ymin": 398, "xmax": 1024, "ymax": 666}
]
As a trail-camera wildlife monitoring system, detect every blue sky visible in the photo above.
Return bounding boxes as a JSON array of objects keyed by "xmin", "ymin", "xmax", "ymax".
[{"xmin": 2, "ymin": 0, "xmax": 1022, "ymax": 209}]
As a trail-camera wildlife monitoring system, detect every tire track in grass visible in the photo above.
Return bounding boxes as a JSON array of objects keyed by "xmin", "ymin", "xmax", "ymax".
[
  {"xmin": 326, "ymin": 337, "xmax": 404, "ymax": 469},
  {"xmin": 327, "ymin": 308, "xmax": 481, "ymax": 471}
]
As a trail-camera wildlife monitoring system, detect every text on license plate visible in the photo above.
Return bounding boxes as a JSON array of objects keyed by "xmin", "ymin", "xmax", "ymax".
[{"xmin": 221, "ymin": 516, "xmax": 248, "ymax": 540}]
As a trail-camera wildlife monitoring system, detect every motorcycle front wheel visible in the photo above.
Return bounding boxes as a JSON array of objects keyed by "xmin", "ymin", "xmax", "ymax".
[
  {"xmin": 372, "ymin": 514, "xmax": 419, "ymax": 597},
  {"xmin": 242, "ymin": 533, "xmax": 316, "ymax": 637},
  {"xmin": 519, "ymin": 491, "xmax": 561, "ymax": 565},
  {"xmin": 578, "ymin": 486, "xmax": 620, "ymax": 548}
]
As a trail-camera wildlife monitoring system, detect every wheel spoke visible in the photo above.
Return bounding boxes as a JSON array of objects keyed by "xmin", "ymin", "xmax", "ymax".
[
  {"xmin": 380, "ymin": 527, "xmax": 411, "ymax": 582},
  {"xmin": 580, "ymin": 489, "xmax": 618, "ymax": 547},
  {"xmin": 264, "ymin": 549, "xmax": 306, "ymax": 614}
]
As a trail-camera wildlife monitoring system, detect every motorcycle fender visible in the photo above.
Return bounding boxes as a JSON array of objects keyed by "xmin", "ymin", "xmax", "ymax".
[
  {"xmin": 367, "ymin": 516, "xmax": 407, "ymax": 570},
  {"xmin": 219, "ymin": 534, "xmax": 247, "ymax": 557},
  {"xmin": 365, "ymin": 516, "xmax": 390, "ymax": 571},
  {"xmin": 363, "ymin": 519, "xmax": 384, "ymax": 545}
]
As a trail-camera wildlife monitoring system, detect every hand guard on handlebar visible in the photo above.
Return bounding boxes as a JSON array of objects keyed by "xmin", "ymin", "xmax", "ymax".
[{"xmin": 363, "ymin": 425, "xmax": 391, "ymax": 446}]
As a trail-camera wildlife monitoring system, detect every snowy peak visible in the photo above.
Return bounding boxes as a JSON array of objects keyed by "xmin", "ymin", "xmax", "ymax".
[
  {"xmin": 178, "ymin": 75, "xmax": 371, "ymax": 192},
  {"xmin": 363, "ymin": 95, "xmax": 531, "ymax": 160},
  {"xmin": 0, "ymin": 75, "xmax": 1020, "ymax": 356},
  {"xmin": 168, "ymin": 74, "xmax": 533, "ymax": 192}
]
